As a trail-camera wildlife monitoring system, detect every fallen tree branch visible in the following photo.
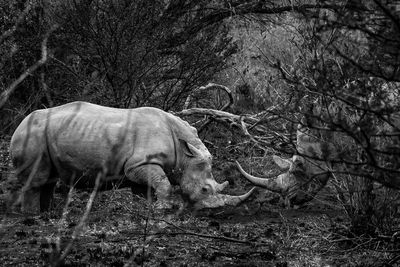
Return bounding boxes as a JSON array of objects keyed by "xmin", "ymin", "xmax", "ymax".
[
  {"xmin": 175, "ymin": 107, "xmax": 288, "ymax": 150},
  {"xmin": 107, "ymin": 216, "xmax": 269, "ymax": 247},
  {"xmin": 114, "ymin": 203, "xmax": 267, "ymax": 246},
  {"xmin": 154, "ymin": 218, "xmax": 259, "ymax": 246}
]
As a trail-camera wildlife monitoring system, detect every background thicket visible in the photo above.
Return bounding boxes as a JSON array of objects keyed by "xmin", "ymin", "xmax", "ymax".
[{"xmin": 1, "ymin": 0, "xmax": 399, "ymax": 266}]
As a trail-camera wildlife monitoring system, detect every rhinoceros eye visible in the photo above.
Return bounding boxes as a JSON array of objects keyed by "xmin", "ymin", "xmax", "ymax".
[{"xmin": 196, "ymin": 162, "xmax": 207, "ymax": 170}]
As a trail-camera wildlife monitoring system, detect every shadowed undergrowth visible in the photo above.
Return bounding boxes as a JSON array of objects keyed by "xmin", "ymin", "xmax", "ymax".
[{"xmin": 0, "ymin": 138, "xmax": 399, "ymax": 267}]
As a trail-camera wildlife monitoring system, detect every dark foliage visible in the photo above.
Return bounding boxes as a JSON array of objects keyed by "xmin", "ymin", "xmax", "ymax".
[{"xmin": 0, "ymin": 0, "xmax": 237, "ymax": 135}]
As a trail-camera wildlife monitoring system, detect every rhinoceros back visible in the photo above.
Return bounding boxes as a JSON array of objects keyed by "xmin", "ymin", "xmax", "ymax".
[{"xmin": 10, "ymin": 101, "xmax": 206, "ymax": 185}]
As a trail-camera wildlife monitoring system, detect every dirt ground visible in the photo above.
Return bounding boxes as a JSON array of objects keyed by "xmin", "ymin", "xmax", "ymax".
[
  {"xmin": 0, "ymin": 190, "xmax": 338, "ymax": 267},
  {"xmin": 0, "ymin": 139, "xmax": 399, "ymax": 267},
  {"xmin": 1, "ymin": 188, "xmax": 398, "ymax": 266}
]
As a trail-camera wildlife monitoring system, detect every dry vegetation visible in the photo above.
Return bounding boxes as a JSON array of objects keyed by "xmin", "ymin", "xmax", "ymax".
[
  {"xmin": 1, "ymin": 1, "xmax": 400, "ymax": 266},
  {"xmin": 1, "ymin": 136, "xmax": 399, "ymax": 266}
]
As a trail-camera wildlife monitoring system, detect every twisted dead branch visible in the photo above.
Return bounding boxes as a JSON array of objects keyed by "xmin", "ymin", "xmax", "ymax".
[
  {"xmin": 183, "ymin": 83, "xmax": 234, "ymax": 111},
  {"xmin": 182, "ymin": 83, "xmax": 234, "ymax": 132},
  {"xmin": 179, "ymin": 84, "xmax": 288, "ymax": 147},
  {"xmin": 175, "ymin": 106, "xmax": 292, "ymax": 152}
]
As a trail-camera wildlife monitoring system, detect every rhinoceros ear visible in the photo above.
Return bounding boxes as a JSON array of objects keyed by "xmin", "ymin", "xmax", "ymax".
[
  {"xmin": 272, "ymin": 155, "xmax": 292, "ymax": 170},
  {"xmin": 179, "ymin": 139, "xmax": 200, "ymax": 158}
]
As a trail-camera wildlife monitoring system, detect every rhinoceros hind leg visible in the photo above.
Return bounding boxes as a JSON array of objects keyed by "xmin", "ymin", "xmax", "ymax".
[
  {"xmin": 40, "ymin": 181, "xmax": 57, "ymax": 212},
  {"xmin": 11, "ymin": 153, "xmax": 52, "ymax": 213},
  {"xmin": 125, "ymin": 164, "xmax": 173, "ymax": 209},
  {"xmin": 21, "ymin": 188, "xmax": 40, "ymax": 214}
]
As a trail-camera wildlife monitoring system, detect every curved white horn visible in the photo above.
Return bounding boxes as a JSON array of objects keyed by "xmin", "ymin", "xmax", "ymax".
[
  {"xmin": 235, "ymin": 161, "xmax": 286, "ymax": 193},
  {"xmin": 223, "ymin": 187, "xmax": 256, "ymax": 206},
  {"xmin": 215, "ymin": 181, "xmax": 229, "ymax": 192},
  {"xmin": 194, "ymin": 187, "xmax": 255, "ymax": 209}
]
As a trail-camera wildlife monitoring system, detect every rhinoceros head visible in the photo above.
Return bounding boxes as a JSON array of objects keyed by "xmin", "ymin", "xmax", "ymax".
[
  {"xmin": 178, "ymin": 140, "xmax": 254, "ymax": 209},
  {"xmin": 236, "ymin": 126, "xmax": 333, "ymax": 206}
]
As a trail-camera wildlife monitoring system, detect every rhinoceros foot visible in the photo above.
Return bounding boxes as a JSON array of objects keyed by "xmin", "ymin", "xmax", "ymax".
[
  {"xmin": 9, "ymin": 189, "xmax": 41, "ymax": 214},
  {"xmin": 154, "ymin": 200, "xmax": 174, "ymax": 210}
]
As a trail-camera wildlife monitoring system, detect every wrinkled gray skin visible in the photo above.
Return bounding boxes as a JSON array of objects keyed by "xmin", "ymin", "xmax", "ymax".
[
  {"xmin": 236, "ymin": 126, "xmax": 334, "ymax": 206},
  {"xmin": 8, "ymin": 101, "xmax": 254, "ymax": 213}
]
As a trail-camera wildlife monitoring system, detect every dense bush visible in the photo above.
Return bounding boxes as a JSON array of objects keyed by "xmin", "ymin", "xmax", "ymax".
[
  {"xmin": 1, "ymin": 0, "xmax": 399, "ymax": 240},
  {"xmin": 0, "ymin": 0, "xmax": 237, "ymax": 136}
]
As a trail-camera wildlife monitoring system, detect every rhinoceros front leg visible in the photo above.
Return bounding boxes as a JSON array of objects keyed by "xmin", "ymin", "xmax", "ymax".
[
  {"xmin": 125, "ymin": 164, "xmax": 173, "ymax": 209},
  {"xmin": 12, "ymin": 182, "xmax": 56, "ymax": 213},
  {"xmin": 15, "ymin": 187, "xmax": 41, "ymax": 214},
  {"xmin": 39, "ymin": 181, "xmax": 57, "ymax": 212},
  {"xmin": 5, "ymin": 178, "xmax": 41, "ymax": 214}
]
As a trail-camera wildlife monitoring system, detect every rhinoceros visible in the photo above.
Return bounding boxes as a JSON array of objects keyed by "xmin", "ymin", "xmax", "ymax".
[
  {"xmin": 236, "ymin": 125, "xmax": 335, "ymax": 206},
  {"xmin": 8, "ymin": 101, "xmax": 254, "ymax": 213}
]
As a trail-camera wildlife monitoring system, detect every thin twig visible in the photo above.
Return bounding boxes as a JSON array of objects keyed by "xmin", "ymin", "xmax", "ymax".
[
  {"xmin": 13, "ymin": 154, "xmax": 42, "ymax": 211},
  {"xmin": 56, "ymin": 171, "xmax": 102, "ymax": 265},
  {"xmin": 153, "ymin": 217, "xmax": 263, "ymax": 246},
  {"xmin": 0, "ymin": 25, "xmax": 58, "ymax": 109},
  {"xmin": 152, "ymin": 230, "xmax": 257, "ymax": 245}
]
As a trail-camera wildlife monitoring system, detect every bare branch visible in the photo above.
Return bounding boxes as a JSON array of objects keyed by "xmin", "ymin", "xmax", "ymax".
[
  {"xmin": 160, "ymin": 2, "xmax": 356, "ymax": 49},
  {"xmin": 183, "ymin": 83, "xmax": 234, "ymax": 111},
  {"xmin": 57, "ymin": 171, "xmax": 102, "ymax": 264},
  {"xmin": 0, "ymin": 25, "xmax": 58, "ymax": 110},
  {"xmin": 182, "ymin": 83, "xmax": 234, "ymax": 132},
  {"xmin": 175, "ymin": 107, "xmax": 289, "ymax": 152},
  {"xmin": 154, "ymin": 218, "xmax": 262, "ymax": 246}
]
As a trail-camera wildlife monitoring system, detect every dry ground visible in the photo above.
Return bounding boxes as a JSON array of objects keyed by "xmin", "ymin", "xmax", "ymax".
[{"xmin": 0, "ymin": 138, "xmax": 399, "ymax": 266}]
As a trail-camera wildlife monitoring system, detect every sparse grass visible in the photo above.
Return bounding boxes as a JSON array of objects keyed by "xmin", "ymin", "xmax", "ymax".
[{"xmin": 1, "ymin": 137, "xmax": 399, "ymax": 266}]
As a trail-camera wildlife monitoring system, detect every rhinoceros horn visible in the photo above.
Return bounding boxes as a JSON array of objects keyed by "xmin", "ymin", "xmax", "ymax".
[
  {"xmin": 214, "ymin": 181, "xmax": 229, "ymax": 192},
  {"xmin": 194, "ymin": 187, "xmax": 256, "ymax": 209},
  {"xmin": 235, "ymin": 161, "xmax": 287, "ymax": 192},
  {"xmin": 235, "ymin": 126, "xmax": 335, "ymax": 205}
]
